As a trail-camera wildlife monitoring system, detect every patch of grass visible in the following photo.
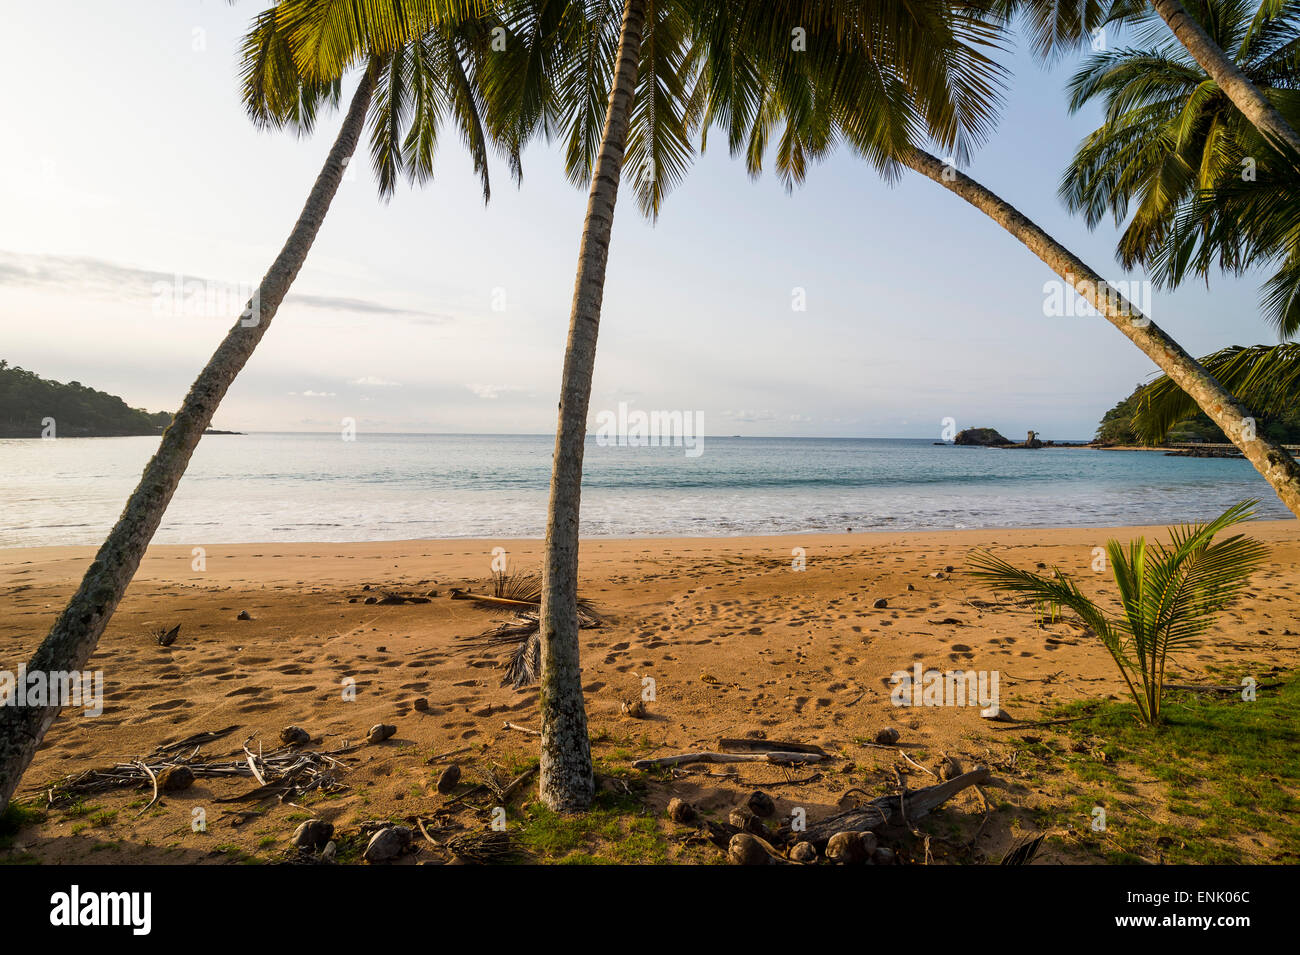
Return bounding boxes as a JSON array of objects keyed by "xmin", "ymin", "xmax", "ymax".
[
  {"xmin": 589, "ymin": 729, "xmax": 656, "ymax": 755},
  {"xmin": 0, "ymin": 802, "xmax": 45, "ymax": 833},
  {"xmin": 212, "ymin": 843, "xmax": 263, "ymax": 865},
  {"xmin": 71, "ymin": 808, "xmax": 119, "ymax": 834},
  {"xmin": 331, "ymin": 831, "xmax": 368, "ymax": 864},
  {"xmin": 90, "ymin": 809, "xmax": 117, "ymax": 827},
  {"xmin": 0, "ymin": 801, "xmax": 46, "ymax": 852},
  {"xmin": 61, "ymin": 800, "xmax": 99, "ymax": 819},
  {"xmin": 1010, "ymin": 677, "xmax": 1300, "ymax": 863},
  {"xmin": 515, "ymin": 777, "xmax": 673, "ymax": 864}
]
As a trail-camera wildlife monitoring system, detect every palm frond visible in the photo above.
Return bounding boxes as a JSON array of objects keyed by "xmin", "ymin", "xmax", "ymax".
[
  {"xmin": 999, "ymin": 831, "xmax": 1047, "ymax": 865},
  {"xmin": 241, "ymin": 7, "xmax": 343, "ymax": 134},
  {"xmin": 1132, "ymin": 344, "xmax": 1300, "ymax": 442},
  {"xmin": 275, "ymin": 0, "xmax": 481, "ymax": 79}
]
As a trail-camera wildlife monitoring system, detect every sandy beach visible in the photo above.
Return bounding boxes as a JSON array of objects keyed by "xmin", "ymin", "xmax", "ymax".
[{"xmin": 1, "ymin": 520, "xmax": 1296, "ymax": 864}]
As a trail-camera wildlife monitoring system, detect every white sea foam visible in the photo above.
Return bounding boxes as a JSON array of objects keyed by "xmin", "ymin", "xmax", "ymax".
[{"xmin": 0, "ymin": 434, "xmax": 1287, "ymax": 547}]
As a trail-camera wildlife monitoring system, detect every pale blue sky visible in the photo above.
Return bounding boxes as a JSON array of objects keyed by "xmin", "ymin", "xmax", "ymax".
[{"xmin": 0, "ymin": 1, "xmax": 1281, "ymax": 440}]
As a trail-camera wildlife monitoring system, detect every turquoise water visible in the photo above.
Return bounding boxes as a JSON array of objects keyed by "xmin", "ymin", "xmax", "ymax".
[{"xmin": 0, "ymin": 433, "xmax": 1290, "ymax": 547}]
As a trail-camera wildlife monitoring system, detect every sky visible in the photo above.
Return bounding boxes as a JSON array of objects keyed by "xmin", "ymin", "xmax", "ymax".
[{"xmin": 0, "ymin": 1, "xmax": 1284, "ymax": 441}]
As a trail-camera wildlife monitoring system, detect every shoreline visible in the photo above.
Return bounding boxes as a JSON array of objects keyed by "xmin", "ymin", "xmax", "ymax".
[{"xmin": 4, "ymin": 518, "xmax": 1296, "ymax": 560}]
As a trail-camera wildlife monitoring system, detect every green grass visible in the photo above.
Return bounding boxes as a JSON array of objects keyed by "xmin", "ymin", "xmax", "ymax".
[
  {"xmin": 61, "ymin": 800, "xmax": 99, "ymax": 819},
  {"xmin": 331, "ymin": 831, "xmax": 368, "ymax": 864},
  {"xmin": 515, "ymin": 771, "xmax": 677, "ymax": 865},
  {"xmin": 212, "ymin": 843, "xmax": 264, "ymax": 865},
  {"xmin": 1011, "ymin": 677, "xmax": 1300, "ymax": 863},
  {"xmin": 0, "ymin": 801, "xmax": 46, "ymax": 852},
  {"xmin": 70, "ymin": 808, "xmax": 119, "ymax": 836}
]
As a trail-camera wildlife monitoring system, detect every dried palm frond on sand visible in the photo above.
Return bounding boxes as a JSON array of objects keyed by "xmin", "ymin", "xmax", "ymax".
[
  {"xmin": 33, "ymin": 737, "xmax": 355, "ymax": 809},
  {"xmin": 455, "ymin": 568, "xmax": 603, "ymax": 688},
  {"xmin": 451, "ymin": 568, "xmax": 601, "ymax": 618}
]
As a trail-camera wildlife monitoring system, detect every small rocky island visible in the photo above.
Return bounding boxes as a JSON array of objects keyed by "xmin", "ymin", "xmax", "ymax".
[
  {"xmin": 953, "ymin": 427, "xmax": 1012, "ymax": 446},
  {"xmin": 947, "ymin": 428, "xmax": 1080, "ymax": 449}
]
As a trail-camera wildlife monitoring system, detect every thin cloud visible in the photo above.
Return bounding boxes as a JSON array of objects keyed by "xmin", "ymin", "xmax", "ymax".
[
  {"xmin": 721, "ymin": 409, "xmax": 778, "ymax": 423},
  {"xmin": 0, "ymin": 250, "xmax": 451, "ymax": 323},
  {"xmin": 352, "ymin": 376, "xmax": 401, "ymax": 387},
  {"xmin": 467, "ymin": 383, "xmax": 526, "ymax": 400}
]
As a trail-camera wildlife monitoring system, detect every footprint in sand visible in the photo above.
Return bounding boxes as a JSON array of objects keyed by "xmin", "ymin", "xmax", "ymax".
[
  {"xmin": 224, "ymin": 685, "xmax": 263, "ymax": 697},
  {"xmin": 236, "ymin": 701, "xmax": 278, "ymax": 713},
  {"xmin": 147, "ymin": 699, "xmax": 189, "ymax": 711}
]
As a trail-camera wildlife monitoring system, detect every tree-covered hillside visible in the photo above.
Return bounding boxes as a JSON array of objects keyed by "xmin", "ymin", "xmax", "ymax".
[
  {"xmin": 1096, "ymin": 381, "xmax": 1300, "ymax": 445},
  {"xmin": 0, "ymin": 361, "xmax": 173, "ymax": 437}
]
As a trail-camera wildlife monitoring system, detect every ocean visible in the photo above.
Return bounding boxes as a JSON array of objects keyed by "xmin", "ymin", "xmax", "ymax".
[{"xmin": 0, "ymin": 433, "xmax": 1291, "ymax": 548}]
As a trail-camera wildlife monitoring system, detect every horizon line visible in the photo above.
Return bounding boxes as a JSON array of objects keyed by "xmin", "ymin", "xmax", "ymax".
[{"xmin": 188, "ymin": 430, "xmax": 1095, "ymax": 442}]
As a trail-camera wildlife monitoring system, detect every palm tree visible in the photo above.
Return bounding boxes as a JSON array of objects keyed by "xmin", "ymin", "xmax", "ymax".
[
  {"xmin": 1001, "ymin": 0, "xmax": 1300, "ymax": 162},
  {"xmin": 1060, "ymin": 0, "xmax": 1300, "ymax": 334},
  {"xmin": 513, "ymin": 0, "xmax": 1016, "ymax": 811},
  {"xmin": 689, "ymin": 4, "xmax": 1300, "ymax": 517},
  {"xmin": 899, "ymin": 145, "xmax": 1300, "ymax": 515},
  {"xmin": 0, "ymin": 2, "xmax": 505, "ymax": 814},
  {"xmin": 270, "ymin": 0, "xmax": 699, "ymax": 811},
  {"xmin": 1141, "ymin": 0, "xmax": 1300, "ymax": 158},
  {"xmin": 534, "ymin": 0, "xmax": 650, "ymax": 813},
  {"xmin": 1065, "ymin": 1, "xmax": 1300, "ymax": 299},
  {"xmin": 970, "ymin": 500, "xmax": 1266, "ymax": 724}
]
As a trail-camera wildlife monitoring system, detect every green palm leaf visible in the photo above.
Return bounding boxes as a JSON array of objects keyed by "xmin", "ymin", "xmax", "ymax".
[
  {"xmin": 970, "ymin": 501, "xmax": 1265, "ymax": 724},
  {"xmin": 1132, "ymin": 343, "xmax": 1300, "ymax": 442}
]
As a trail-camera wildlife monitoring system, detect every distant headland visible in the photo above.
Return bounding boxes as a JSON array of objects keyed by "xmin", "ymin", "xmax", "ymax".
[{"xmin": 0, "ymin": 360, "xmax": 240, "ymax": 438}]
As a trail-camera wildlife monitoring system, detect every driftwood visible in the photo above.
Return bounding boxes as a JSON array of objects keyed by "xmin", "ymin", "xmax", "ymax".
[
  {"xmin": 135, "ymin": 761, "xmax": 160, "ymax": 817},
  {"xmin": 426, "ymin": 745, "xmax": 475, "ymax": 764},
  {"xmin": 243, "ymin": 742, "xmax": 268, "ymax": 786},
  {"xmin": 633, "ymin": 751, "xmax": 826, "ymax": 769},
  {"xmin": 149, "ymin": 725, "xmax": 240, "ymax": 758},
  {"xmin": 899, "ymin": 750, "xmax": 937, "ymax": 777},
  {"xmin": 213, "ymin": 749, "xmax": 350, "ymax": 803},
  {"xmin": 441, "ymin": 830, "xmax": 516, "ymax": 863},
  {"xmin": 502, "ymin": 721, "xmax": 541, "ymax": 736},
  {"xmin": 801, "ymin": 766, "xmax": 992, "ymax": 844},
  {"xmin": 717, "ymin": 738, "xmax": 827, "ymax": 756},
  {"xmin": 500, "ymin": 765, "xmax": 539, "ymax": 802},
  {"xmin": 37, "ymin": 741, "xmax": 355, "ymax": 807}
]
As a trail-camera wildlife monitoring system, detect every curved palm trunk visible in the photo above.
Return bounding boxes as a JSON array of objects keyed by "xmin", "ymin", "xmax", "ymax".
[
  {"xmin": 0, "ymin": 67, "xmax": 377, "ymax": 814},
  {"xmin": 537, "ymin": 0, "xmax": 646, "ymax": 812},
  {"xmin": 1150, "ymin": 0, "xmax": 1300, "ymax": 160},
  {"xmin": 902, "ymin": 147, "xmax": 1300, "ymax": 517}
]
